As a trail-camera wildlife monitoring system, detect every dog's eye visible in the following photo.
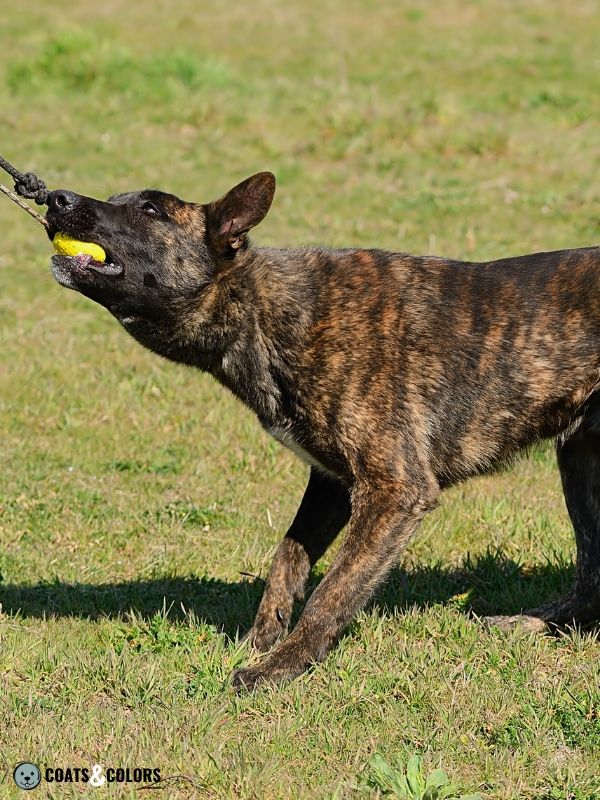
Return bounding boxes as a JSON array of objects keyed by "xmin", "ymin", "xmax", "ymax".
[{"xmin": 141, "ymin": 201, "xmax": 159, "ymax": 216}]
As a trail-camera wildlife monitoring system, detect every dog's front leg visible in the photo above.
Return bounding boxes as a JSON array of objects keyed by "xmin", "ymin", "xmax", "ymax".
[
  {"xmin": 233, "ymin": 479, "xmax": 437, "ymax": 690},
  {"xmin": 246, "ymin": 468, "xmax": 350, "ymax": 651}
]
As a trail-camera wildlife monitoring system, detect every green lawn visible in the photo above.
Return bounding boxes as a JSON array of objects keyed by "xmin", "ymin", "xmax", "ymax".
[{"xmin": 1, "ymin": 1, "xmax": 599, "ymax": 797}]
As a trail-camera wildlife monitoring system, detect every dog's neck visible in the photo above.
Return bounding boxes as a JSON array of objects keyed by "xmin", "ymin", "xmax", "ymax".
[
  {"xmin": 206, "ymin": 246, "xmax": 316, "ymax": 425},
  {"xmin": 125, "ymin": 244, "xmax": 318, "ymax": 428}
]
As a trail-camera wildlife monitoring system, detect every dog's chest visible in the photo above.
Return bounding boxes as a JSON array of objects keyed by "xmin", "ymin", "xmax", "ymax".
[{"xmin": 267, "ymin": 426, "xmax": 337, "ymax": 478}]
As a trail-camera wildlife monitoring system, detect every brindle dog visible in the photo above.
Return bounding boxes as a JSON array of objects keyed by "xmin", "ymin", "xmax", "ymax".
[{"xmin": 45, "ymin": 173, "xmax": 600, "ymax": 690}]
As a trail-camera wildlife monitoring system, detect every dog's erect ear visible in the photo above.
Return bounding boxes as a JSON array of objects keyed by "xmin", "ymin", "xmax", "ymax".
[{"xmin": 205, "ymin": 172, "xmax": 276, "ymax": 253}]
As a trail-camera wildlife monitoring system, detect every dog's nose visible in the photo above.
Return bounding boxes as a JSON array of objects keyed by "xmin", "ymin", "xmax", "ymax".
[{"xmin": 47, "ymin": 189, "xmax": 79, "ymax": 214}]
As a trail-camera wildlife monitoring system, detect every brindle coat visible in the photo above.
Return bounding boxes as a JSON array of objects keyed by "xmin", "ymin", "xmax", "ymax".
[{"xmin": 45, "ymin": 173, "xmax": 600, "ymax": 690}]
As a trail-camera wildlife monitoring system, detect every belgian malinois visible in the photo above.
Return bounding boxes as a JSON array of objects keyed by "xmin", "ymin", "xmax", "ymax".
[{"xmin": 46, "ymin": 173, "xmax": 600, "ymax": 689}]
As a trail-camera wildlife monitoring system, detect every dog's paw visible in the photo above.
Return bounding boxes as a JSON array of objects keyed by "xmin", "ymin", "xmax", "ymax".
[
  {"xmin": 232, "ymin": 648, "xmax": 307, "ymax": 692},
  {"xmin": 232, "ymin": 666, "xmax": 273, "ymax": 693},
  {"xmin": 483, "ymin": 614, "xmax": 548, "ymax": 634},
  {"xmin": 243, "ymin": 618, "xmax": 287, "ymax": 653}
]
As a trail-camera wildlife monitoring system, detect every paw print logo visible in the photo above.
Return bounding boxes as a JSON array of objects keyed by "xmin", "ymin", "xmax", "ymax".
[{"xmin": 13, "ymin": 763, "xmax": 41, "ymax": 790}]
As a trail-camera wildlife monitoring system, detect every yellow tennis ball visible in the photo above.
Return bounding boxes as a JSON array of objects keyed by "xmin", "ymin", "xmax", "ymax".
[{"xmin": 53, "ymin": 232, "xmax": 106, "ymax": 263}]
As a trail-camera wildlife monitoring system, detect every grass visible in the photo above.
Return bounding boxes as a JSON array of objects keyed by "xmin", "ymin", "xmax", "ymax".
[{"xmin": 0, "ymin": 0, "xmax": 599, "ymax": 797}]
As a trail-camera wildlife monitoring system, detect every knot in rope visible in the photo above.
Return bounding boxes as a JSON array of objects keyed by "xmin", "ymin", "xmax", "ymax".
[
  {"xmin": 0, "ymin": 155, "xmax": 49, "ymax": 205},
  {"xmin": 15, "ymin": 172, "xmax": 48, "ymax": 205}
]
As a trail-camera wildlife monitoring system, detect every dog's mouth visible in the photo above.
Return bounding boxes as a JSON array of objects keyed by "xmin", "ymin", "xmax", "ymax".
[
  {"xmin": 52, "ymin": 250, "xmax": 123, "ymax": 276},
  {"xmin": 51, "ymin": 241, "xmax": 124, "ymax": 283}
]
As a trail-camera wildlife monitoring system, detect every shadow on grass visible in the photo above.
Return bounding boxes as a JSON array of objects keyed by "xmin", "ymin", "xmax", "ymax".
[
  {"xmin": 0, "ymin": 574, "xmax": 263, "ymax": 639},
  {"xmin": 0, "ymin": 550, "xmax": 578, "ymax": 639},
  {"xmin": 374, "ymin": 549, "xmax": 576, "ymax": 619}
]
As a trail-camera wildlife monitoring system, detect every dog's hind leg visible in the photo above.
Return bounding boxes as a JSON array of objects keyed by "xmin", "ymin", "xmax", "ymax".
[
  {"xmin": 539, "ymin": 401, "xmax": 600, "ymax": 625},
  {"xmin": 487, "ymin": 395, "xmax": 600, "ymax": 633},
  {"xmin": 245, "ymin": 468, "xmax": 351, "ymax": 652}
]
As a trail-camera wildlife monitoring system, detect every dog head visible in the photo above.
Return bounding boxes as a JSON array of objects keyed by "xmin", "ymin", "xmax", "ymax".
[{"xmin": 46, "ymin": 172, "xmax": 276, "ymax": 358}]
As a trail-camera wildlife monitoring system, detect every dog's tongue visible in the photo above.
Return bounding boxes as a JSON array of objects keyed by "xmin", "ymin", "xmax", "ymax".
[{"xmin": 70, "ymin": 251, "xmax": 123, "ymax": 275}]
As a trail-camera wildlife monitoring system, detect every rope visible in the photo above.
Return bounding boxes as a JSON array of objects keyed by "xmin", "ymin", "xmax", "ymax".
[
  {"xmin": 0, "ymin": 182, "xmax": 49, "ymax": 229},
  {"xmin": 0, "ymin": 154, "xmax": 49, "ymax": 205}
]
